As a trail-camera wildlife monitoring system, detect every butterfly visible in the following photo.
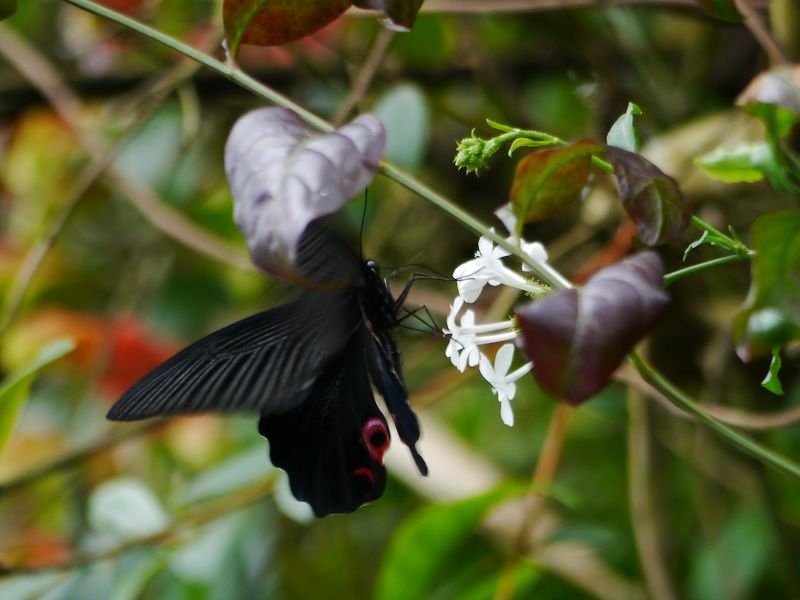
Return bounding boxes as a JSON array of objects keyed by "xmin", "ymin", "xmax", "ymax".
[{"xmin": 107, "ymin": 222, "xmax": 428, "ymax": 517}]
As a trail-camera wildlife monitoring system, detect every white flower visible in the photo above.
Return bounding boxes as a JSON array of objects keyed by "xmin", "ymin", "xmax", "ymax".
[
  {"xmin": 478, "ymin": 344, "xmax": 534, "ymax": 427},
  {"xmin": 453, "ymin": 234, "xmax": 546, "ymax": 304},
  {"xmin": 453, "ymin": 235, "xmax": 510, "ymax": 302},
  {"xmin": 444, "ymin": 297, "xmax": 480, "ymax": 372},
  {"xmin": 445, "ymin": 231, "xmax": 545, "ymax": 425}
]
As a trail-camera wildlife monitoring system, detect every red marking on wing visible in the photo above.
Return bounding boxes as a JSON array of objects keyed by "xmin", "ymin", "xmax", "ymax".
[
  {"xmin": 352, "ymin": 466, "xmax": 376, "ymax": 490},
  {"xmin": 361, "ymin": 418, "xmax": 391, "ymax": 463}
]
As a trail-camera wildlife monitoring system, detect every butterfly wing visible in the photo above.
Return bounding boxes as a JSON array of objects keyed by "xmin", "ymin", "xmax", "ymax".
[
  {"xmin": 258, "ymin": 332, "xmax": 392, "ymax": 516},
  {"xmin": 107, "ymin": 290, "xmax": 360, "ymax": 420},
  {"xmin": 367, "ymin": 327, "xmax": 428, "ymax": 476}
]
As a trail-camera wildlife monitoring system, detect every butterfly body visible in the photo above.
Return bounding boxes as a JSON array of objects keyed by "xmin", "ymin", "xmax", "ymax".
[{"xmin": 108, "ymin": 225, "xmax": 427, "ymax": 516}]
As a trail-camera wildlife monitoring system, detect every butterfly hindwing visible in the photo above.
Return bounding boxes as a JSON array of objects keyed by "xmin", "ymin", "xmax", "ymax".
[{"xmin": 258, "ymin": 332, "xmax": 390, "ymax": 516}]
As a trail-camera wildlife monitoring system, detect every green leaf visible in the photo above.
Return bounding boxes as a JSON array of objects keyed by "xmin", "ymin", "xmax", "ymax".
[
  {"xmin": 0, "ymin": 338, "xmax": 74, "ymax": 459},
  {"xmin": 222, "ymin": 0, "xmax": 351, "ymax": 57},
  {"xmin": 689, "ymin": 507, "xmax": 775, "ymax": 600},
  {"xmin": 89, "ymin": 478, "xmax": 170, "ymax": 542},
  {"xmin": 375, "ymin": 486, "xmax": 520, "ymax": 600},
  {"xmin": 734, "ymin": 211, "xmax": 800, "ymax": 361},
  {"xmin": 605, "ymin": 146, "xmax": 692, "ymax": 246},
  {"xmin": 373, "ymin": 84, "xmax": 430, "ymax": 169},
  {"xmin": 606, "ymin": 102, "xmax": 642, "ymax": 153},
  {"xmin": 509, "ymin": 139, "xmax": 602, "ymax": 234},
  {"xmin": 694, "ymin": 143, "xmax": 770, "ymax": 183},
  {"xmin": 508, "ymin": 137, "xmax": 554, "ymax": 155},
  {"xmin": 762, "ymin": 347, "xmax": 784, "ymax": 396},
  {"xmin": 0, "ymin": 0, "xmax": 16, "ymax": 20},
  {"xmin": 486, "ymin": 118, "xmax": 516, "ymax": 133}
]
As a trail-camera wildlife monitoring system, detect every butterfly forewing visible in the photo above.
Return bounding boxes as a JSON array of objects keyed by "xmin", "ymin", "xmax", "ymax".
[{"xmin": 108, "ymin": 290, "xmax": 361, "ymax": 420}]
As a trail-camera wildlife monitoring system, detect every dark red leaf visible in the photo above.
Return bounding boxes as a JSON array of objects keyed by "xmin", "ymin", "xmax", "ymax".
[
  {"xmin": 509, "ymin": 140, "xmax": 601, "ymax": 234},
  {"xmin": 515, "ymin": 251, "xmax": 668, "ymax": 405},
  {"xmin": 605, "ymin": 146, "xmax": 692, "ymax": 246},
  {"xmin": 223, "ymin": 0, "xmax": 351, "ymax": 56}
]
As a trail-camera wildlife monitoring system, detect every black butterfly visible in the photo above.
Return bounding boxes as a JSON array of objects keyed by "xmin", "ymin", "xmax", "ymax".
[{"xmin": 107, "ymin": 223, "xmax": 428, "ymax": 517}]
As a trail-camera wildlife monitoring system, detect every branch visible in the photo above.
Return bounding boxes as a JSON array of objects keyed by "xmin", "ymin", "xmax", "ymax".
[{"xmin": 0, "ymin": 23, "xmax": 252, "ymax": 280}]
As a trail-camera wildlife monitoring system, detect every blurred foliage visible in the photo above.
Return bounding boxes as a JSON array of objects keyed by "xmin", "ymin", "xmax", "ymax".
[{"xmin": 0, "ymin": 2, "xmax": 799, "ymax": 600}]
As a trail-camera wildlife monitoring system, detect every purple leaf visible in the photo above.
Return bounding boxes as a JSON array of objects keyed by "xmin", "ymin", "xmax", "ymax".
[
  {"xmin": 515, "ymin": 251, "xmax": 669, "ymax": 405},
  {"xmin": 605, "ymin": 146, "xmax": 692, "ymax": 246},
  {"xmin": 224, "ymin": 107, "xmax": 385, "ymax": 276}
]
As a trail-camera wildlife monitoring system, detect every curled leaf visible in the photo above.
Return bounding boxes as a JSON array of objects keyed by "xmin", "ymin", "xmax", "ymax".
[
  {"xmin": 605, "ymin": 146, "xmax": 692, "ymax": 246},
  {"xmin": 515, "ymin": 252, "xmax": 668, "ymax": 405},
  {"xmin": 606, "ymin": 102, "xmax": 642, "ymax": 153},
  {"xmin": 509, "ymin": 140, "xmax": 601, "ymax": 234},
  {"xmin": 762, "ymin": 348, "xmax": 784, "ymax": 396},
  {"xmin": 737, "ymin": 66, "xmax": 800, "ymax": 115},
  {"xmin": 224, "ymin": 107, "xmax": 385, "ymax": 276}
]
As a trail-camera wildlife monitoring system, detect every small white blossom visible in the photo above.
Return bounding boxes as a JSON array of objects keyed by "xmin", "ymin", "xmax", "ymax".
[
  {"xmin": 478, "ymin": 344, "xmax": 533, "ymax": 427},
  {"xmin": 520, "ymin": 240, "xmax": 548, "ymax": 272},
  {"xmin": 444, "ymin": 297, "xmax": 480, "ymax": 372},
  {"xmin": 445, "ymin": 231, "xmax": 545, "ymax": 425},
  {"xmin": 453, "ymin": 234, "xmax": 546, "ymax": 304}
]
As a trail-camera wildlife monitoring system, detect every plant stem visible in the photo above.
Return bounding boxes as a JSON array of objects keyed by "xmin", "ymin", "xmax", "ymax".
[
  {"xmin": 62, "ymin": 0, "xmax": 574, "ymax": 290},
  {"xmin": 629, "ymin": 351, "xmax": 800, "ymax": 481},
  {"xmin": 64, "ymin": 0, "xmax": 800, "ymax": 487},
  {"xmin": 663, "ymin": 253, "xmax": 753, "ymax": 285},
  {"xmin": 62, "ymin": 0, "xmax": 332, "ymax": 133}
]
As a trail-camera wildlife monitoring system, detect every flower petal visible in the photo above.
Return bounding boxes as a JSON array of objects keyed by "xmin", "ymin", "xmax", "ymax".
[
  {"xmin": 499, "ymin": 396, "xmax": 515, "ymax": 426},
  {"xmin": 495, "ymin": 344, "xmax": 515, "ymax": 376}
]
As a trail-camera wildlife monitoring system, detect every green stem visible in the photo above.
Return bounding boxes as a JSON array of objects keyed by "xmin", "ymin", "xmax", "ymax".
[
  {"xmin": 61, "ymin": 0, "xmax": 570, "ymax": 290},
  {"xmin": 689, "ymin": 215, "xmax": 747, "ymax": 254},
  {"xmin": 629, "ymin": 351, "xmax": 800, "ymax": 480},
  {"xmin": 508, "ymin": 129, "xmax": 614, "ymax": 172},
  {"xmin": 60, "ymin": 0, "xmax": 800, "ymax": 485},
  {"xmin": 663, "ymin": 253, "xmax": 753, "ymax": 285},
  {"xmin": 62, "ymin": 0, "xmax": 332, "ymax": 133},
  {"xmin": 381, "ymin": 162, "xmax": 571, "ymax": 289}
]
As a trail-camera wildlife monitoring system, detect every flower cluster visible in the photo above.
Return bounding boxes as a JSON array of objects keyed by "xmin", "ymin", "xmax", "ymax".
[{"xmin": 444, "ymin": 233, "xmax": 548, "ymax": 426}]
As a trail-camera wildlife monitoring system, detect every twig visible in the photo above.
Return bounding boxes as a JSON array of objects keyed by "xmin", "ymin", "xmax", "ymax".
[
  {"xmin": 0, "ymin": 422, "xmax": 163, "ymax": 497},
  {"xmin": 494, "ymin": 403, "xmax": 573, "ymax": 600},
  {"xmin": 353, "ymin": 0, "xmax": 700, "ymax": 13},
  {"xmin": 627, "ymin": 383, "xmax": 677, "ymax": 600},
  {"xmin": 333, "ymin": 27, "xmax": 395, "ymax": 126},
  {"xmin": 615, "ymin": 364, "xmax": 800, "ymax": 431},
  {"xmin": 0, "ymin": 478, "xmax": 274, "ymax": 574},
  {"xmin": 733, "ymin": 0, "xmax": 789, "ymax": 65},
  {"xmin": 629, "ymin": 352, "xmax": 800, "ymax": 480},
  {"xmin": 0, "ymin": 24, "xmax": 252, "ymax": 275}
]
